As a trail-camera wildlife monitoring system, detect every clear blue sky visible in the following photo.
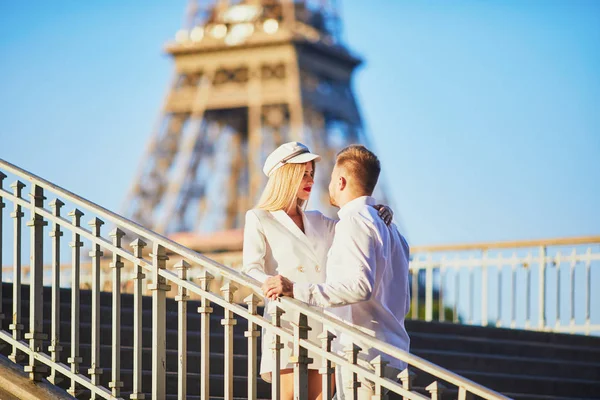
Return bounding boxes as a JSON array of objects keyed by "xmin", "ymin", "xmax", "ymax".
[{"xmin": 1, "ymin": 0, "xmax": 599, "ymax": 246}]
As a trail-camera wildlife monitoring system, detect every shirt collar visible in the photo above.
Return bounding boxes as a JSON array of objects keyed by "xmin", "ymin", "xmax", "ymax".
[{"xmin": 337, "ymin": 196, "xmax": 376, "ymax": 219}]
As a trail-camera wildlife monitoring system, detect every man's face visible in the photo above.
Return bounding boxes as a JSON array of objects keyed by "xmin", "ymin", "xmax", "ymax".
[{"xmin": 329, "ymin": 164, "xmax": 340, "ymax": 207}]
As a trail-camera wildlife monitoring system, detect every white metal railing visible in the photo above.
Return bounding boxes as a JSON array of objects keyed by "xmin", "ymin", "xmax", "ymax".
[
  {"xmin": 409, "ymin": 238, "xmax": 600, "ymax": 335},
  {"xmin": 0, "ymin": 157, "xmax": 509, "ymax": 399}
]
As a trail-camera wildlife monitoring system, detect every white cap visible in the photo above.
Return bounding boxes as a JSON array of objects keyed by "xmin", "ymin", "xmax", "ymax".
[{"xmin": 263, "ymin": 142, "xmax": 321, "ymax": 177}]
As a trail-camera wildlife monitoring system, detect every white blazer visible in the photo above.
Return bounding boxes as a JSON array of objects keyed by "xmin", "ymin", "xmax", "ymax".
[{"xmin": 242, "ymin": 208, "xmax": 337, "ymax": 381}]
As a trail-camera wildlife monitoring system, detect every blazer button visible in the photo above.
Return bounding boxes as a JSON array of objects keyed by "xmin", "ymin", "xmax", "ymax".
[
  {"xmin": 297, "ymin": 265, "xmax": 304, "ymax": 273},
  {"xmin": 315, "ymin": 265, "xmax": 321, "ymax": 272}
]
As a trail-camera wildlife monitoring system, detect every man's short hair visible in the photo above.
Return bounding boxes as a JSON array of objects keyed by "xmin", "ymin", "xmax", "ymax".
[{"xmin": 336, "ymin": 145, "xmax": 381, "ymax": 195}]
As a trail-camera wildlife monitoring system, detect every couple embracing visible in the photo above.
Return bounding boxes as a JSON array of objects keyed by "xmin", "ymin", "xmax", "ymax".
[{"xmin": 242, "ymin": 142, "xmax": 410, "ymax": 400}]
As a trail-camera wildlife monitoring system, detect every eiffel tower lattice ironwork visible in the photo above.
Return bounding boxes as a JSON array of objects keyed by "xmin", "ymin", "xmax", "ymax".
[{"xmin": 123, "ymin": 0, "xmax": 391, "ymax": 235}]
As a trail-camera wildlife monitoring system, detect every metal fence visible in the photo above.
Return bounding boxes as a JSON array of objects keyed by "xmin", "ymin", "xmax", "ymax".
[
  {"xmin": 409, "ymin": 238, "xmax": 600, "ymax": 335},
  {"xmin": 0, "ymin": 157, "xmax": 509, "ymax": 399}
]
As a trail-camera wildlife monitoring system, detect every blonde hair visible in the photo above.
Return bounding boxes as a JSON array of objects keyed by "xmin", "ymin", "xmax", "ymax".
[
  {"xmin": 256, "ymin": 162, "xmax": 313, "ymax": 211},
  {"xmin": 336, "ymin": 145, "xmax": 380, "ymax": 195}
]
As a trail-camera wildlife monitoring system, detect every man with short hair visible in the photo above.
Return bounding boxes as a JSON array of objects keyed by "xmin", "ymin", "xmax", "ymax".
[{"xmin": 264, "ymin": 144, "xmax": 411, "ymax": 399}]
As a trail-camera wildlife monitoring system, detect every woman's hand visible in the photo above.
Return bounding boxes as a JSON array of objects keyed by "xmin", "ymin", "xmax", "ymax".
[
  {"xmin": 262, "ymin": 275, "xmax": 294, "ymax": 300},
  {"xmin": 374, "ymin": 204, "xmax": 394, "ymax": 226}
]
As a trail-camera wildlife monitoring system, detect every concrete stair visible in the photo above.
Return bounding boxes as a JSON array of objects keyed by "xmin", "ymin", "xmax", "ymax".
[{"xmin": 1, "ymin": 283, "xmax": 599, "ymax": 399}]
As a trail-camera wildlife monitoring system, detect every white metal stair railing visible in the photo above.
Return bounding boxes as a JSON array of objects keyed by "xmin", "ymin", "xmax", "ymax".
[
  {"xmin": 409, "ymin": 238, "xmax": 600, "ymax": 335},
  {"xmin": 0, "ymin": 157, "xmax": 509, "ymax": 400}
]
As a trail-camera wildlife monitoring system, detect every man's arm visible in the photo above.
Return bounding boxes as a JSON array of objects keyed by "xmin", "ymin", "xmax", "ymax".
[{"xmin": 286, "ymin": 215, "xmax": 378, "ymax": 307}]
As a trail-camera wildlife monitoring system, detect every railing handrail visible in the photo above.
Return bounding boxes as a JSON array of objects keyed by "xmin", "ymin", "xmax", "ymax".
[
  {"xmin": 0, "ymin": 158, "xmax": 509, "ymax": 399},
  {"xmin": 411, "ymin": 236, "xmax": 600, "ymax": 253}
]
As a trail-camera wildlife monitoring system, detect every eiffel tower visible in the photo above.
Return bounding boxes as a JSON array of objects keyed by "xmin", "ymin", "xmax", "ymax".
[{"xmin": 123, "ymin": 0, "xmax": 391, "ymax": 235}]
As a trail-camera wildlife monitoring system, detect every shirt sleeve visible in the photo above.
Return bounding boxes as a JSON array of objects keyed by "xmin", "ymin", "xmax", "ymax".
[
  {"xmin": 241, "ymin": 210, "xmax": 270, "ymax": 284},
  {"xmin": 294, "ymin": 215, "xmax": 377, "ymax": 307}
]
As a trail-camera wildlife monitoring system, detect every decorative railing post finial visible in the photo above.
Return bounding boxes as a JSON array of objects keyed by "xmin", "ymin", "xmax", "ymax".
[
  {"xmin": 426, "ymin": 381, "xmax": 447, "ymax": 400},
  {"xmin": 371, "ymin": 355, "xmax": 390, "ymax": 400}
]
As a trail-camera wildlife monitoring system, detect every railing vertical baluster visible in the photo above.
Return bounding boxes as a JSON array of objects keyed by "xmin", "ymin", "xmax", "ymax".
[
  {"xmin": 468, "ymin": 257, "xmax": 474, "ymax": 325},
  {"xmin": 426, "ymin": 381, "xmax": 446, "ymax": 400},
  {"xmin": 24, "ymin": 184, "xmax": 48, "ymax": 381},
  {"xmin": 399, "ymin": 369, "xmax": 416, "ymax": 400},
  {"xmin": 244, "ymin": 294, "xmax": 261, "ymax": 400},
  {"xmin": 0, "ymin": 173, "xmax": 5, "ymax": 326},
  {"xmin": 149, "ymin": 243, "xmax": 170, "ymax": 400},
  {"xmin": 411, "ymin": 267, "xmax": 419, "ymax": 319},
  {"xmin": 538, "ymin": 245, "xmax": 547, "ymax": 329},
  {"xmin": 318, "ymin": 330, "xmax": 336, "ymax": 400},
  {"xmin": 481, "ymin": 251, "xmax": 488, "ymax": 327},
  {"xmin": 269, "ymin": 305, "xmax": 284, "ymax": 400},
  {"xmin": 510, "ymin": 253, "xmax": 517, "ymax": 329},
  {"xmin": 344, "ymin": 343, "xmax": 361, "ymax": 400},
  {"xmin": 293, "ymin": 313, "xmax": 313, "ymax": 400},
  {"xmin": 569, "ymin": 248, "xmax": 576, "ymax": 331},
  {"xmin": 371, "ymin": 355, "xmax": 389, "ymax": 400},
  {"xmin": 584, "ymin": 247, "xmax": 592, "ymax": 335},
  {"xmin": 109, "ymin": 228, "xmax": 125, "ymax": 397},
  {"xmin": 458, "ymin": 386, "xmax": 474, "ymax": 400},
  {"xmin": 175, "ymin": 260, "xmax": 191, "ymax": 400},
  {"xmin": 453, "ymin": 268, "xmax": 459, "ymax": 324},
  {"xmin": 8, "ymin": 181, "xmax": 25, "ymax": 364},
  {"xmin": 88, "ymin": 218, "xmax": 105, "ymax": 396},
  {"xmin": 221, "ymin": 283, "xmax": 238, "ymax": 400},
  {"xmin": 425, "ymin": 254, "xmax": 433, "ymax": 321},
  {"xmin": 439, "ymin": 257, "xmax": 446, "ymax": 322},
  {"xmin": 525, "ymin": 252, "xmax": 532, "ymax": 330},
  {"xmin": 130, "ymin": 239, "xmax": 147, "ymax": 400},
  {"xmin": 555, "ymin": 251, "xmax": 562, "ymax": 330},
  {"xmin": 67, "ymin": 209, "xmax": 84, "ymax": 397},
  {"xmin": 497, "ymin": 256, "xmax": 503, "ymax": 328},
  {"xmin": 47, "ymin": 199, "xmax": 64, "ymax": 385},
  {"xmin": 197, "ymin": 270, "xmax": 214, "ymax": 400}
]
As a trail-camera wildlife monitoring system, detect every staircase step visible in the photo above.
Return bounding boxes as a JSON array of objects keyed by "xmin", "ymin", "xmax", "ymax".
[
  {"xmin": 2, "ymin": 298, "xmax": 252, "ymax": 334},
  {"xmin": 2, "ymin": 283, "xmax": 196, "ymax": 309},
  {"xmin": 412, "ymin": 349, "xmax": 600, "ymax": 381},
  {"xmin": 451, "ymin": 370, "xmax": 600, "ymax": 398},
  {"xmin": 410, "ymin": 331, "xmax": 600, "ymax": 363},
  {"xmin": 47, "ymin": 343, "xmax": 252, "ymax": 376},
  {"xmin": 4, "ymin": 318, "xmax": 257, "ymax": 353},
  {"xmin": 406, "ymin": 319, "xmax": 600, "ymax": 348}
]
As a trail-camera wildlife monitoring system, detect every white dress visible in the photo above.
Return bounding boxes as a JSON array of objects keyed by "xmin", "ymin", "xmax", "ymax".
[{"xmin": 242, "ymin": 208, "xmax": 336, "ymax": 382}]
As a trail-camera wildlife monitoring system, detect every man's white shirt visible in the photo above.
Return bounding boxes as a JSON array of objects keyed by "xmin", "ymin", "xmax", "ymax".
[{"xmin": 293, "ymin": 196, "xmax": 411, "ymax": 369}]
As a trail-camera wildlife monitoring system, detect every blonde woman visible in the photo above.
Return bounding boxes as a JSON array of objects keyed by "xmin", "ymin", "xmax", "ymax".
[{"xmin": 242, "ymin": 141, "xmax": 392, "ymax": 400}]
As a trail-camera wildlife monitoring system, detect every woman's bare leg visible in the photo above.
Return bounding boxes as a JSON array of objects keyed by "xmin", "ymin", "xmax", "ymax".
[
  {"xmin": 308, "ymin": 370, "xmax": 322, "ymax": 400},
  {"xmin": 279, "ymin": 369, "xmax": 335, "ymax": 400},
  {"xmin": 280, "ymin": 369, "xmax": 295, "ymax": 400}
]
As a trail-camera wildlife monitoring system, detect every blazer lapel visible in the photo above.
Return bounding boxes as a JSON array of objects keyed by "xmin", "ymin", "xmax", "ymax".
[{"xmin": 269, "ymin": 210, "xmax": 320, "ymax": 265}]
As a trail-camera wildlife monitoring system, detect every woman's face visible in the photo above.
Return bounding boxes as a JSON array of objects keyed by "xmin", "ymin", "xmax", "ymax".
[{"xmin": 296, "ymin": 162, "xmax": 315, "ymax": 202}]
